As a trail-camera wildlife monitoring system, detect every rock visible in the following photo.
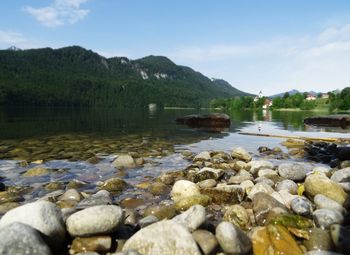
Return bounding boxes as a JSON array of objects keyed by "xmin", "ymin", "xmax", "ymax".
[
  {"xmin": 340, "ymin": 160, "xmax": 350, "ymax": 169},
  {"xmin": 44, "ymin": 182, "xmax": 64, "ymax": 190},
  {"xmin": 223, "ymin": 204, "xmax": 250, "ymax": 230},
  {"xmin": 331, "ymin": 167, "xmax": 350, "ymax": 183},
  {"xmin": 233, "ymin": 160, "xmax": 248, "ymax": 171},
  {"xmin": 122, "ymin": 220, "xmax": 201, "ymax": 255},
  {"xmin": 157, "ymin": 171, "xmax": 185, "ymax": 185},
  {"xmin": 172, "ymin": 205, "xmax": 206, "ymax": 232},
  {"xmin": 171, "ymin": 180, "xmax": 200, "ymax": 201},
  {"xmin": 304, "ymin": 228, "xmax": 333, "ymax": 251},
  {"xmin": 139, "ymin": 215, "xmax": 159, "ymax": 228},
  {"xmin": 59, "ymin": 189, "xmax": 81, "ymax": 202},
  {"xmin": 201, "ymin": 184, "xmax": 244, "ymax": 204},
  {"xmin": 98, "ymin": 177, "xmax": 127, "ymax": 193},
  {"xmin": 313, "ymin": 209, "xmax": 343, "ymax": 229},
  {"xmin": 247, "ymin": 160, "xmax": 274, "ymax": 175},
  {"xmin": 194, "ymin": 151, "xmax": 211, "ymax": 161},
  {"xmin": 124, "ymin": 209, "xmax": 137, "ymax": 225},
  {"xmin": 252, "ymin": 192, "xmax": 288, "ymax": 225},
  {"xmin": 144, "ymin": 204, "xmax": 176, "ymax": 220},
  {"xmin": 258, "ymin": 168, "xmax": 277, "ymax": 177},
  {"xmin": 174, "ymin": 194, "xmax": 211, "ymax": 211},
  {"xmin": 304, "ymin": 115, "xmax": 350, "ymax": 127},
  {"xmin": 193, "ymin": 167, "xmax": 224, "ymax": 182},
  {"xmin": 113, "ymin": 155, "xmax": 136, "ymax": 169},
  {"xmin": 291, "ymin": 197, "xmax": 313, "ymax": 216},
  {"xmin": 248, "ymin": 182, "xmax": 274, "ymax": 200},
  {"xmin": 192, "ymin": 230, "xmax": 218, "ymax": 255},
  {"xmin": 330, "ymin": 224, "xmax": 350, "ymax": 254},
  {"xmin": 312, "ymin": 166, "xmax": 332, "ymax": 175},
  {"xmin": 70, "ymin": 236, "xmax": 112, "ymax": 254},
  {"xmin": 175, "ymin": 113, "xmax": 230, "ymax": 128},
  {"xmin": 304, "ymin": 174, "xmax": 347, "ymax": 205},
  {"xmin": 228, "ymin": 170, "xmax": 253, "ymax": 184},
  {"xmin": 23, "ymin": 167, "xmax": 50, "ymax": 177},
  {"xmin": 304, "ymin": 251, "xmax": 343, "ymax": 255},
  {"xmin": 148, "ymin": 182, "xmax": 169, "ymax": 196},
  {"xmin": 0, "ymin": 202, "xmax": 19, "ymax": 214},
  {"xmin": 254, "ymin": 177, "xmax": 275, "ymax": 187},
  {"xmin": 240, "ymin": 180, "xmax": 254, "ymax": 194},
  {"xmin": 216, "ymin": 221, "xmax": 252, "ymax": 255},
  {"xmin": 0, "ymin": 222, "xmax": 52, "ymax": 255},
  {"xmin": 276, "ymin": 180, "xmax": 298, "ymax": 194},
  {"xmin": 77, "ymin": 190, "xmax": 112, "ymax": 209},
  {"xmin": 231, "ymin": 147, "xmax": 252, "ymax": 162},
  {"xmin": 276, "ymin": 189, "xmax": 299, "ymax": 208},
  {"xmin": 314, "ymin": 194, "xmax": 345, "ymax": 214},
  {"xmin": 269, "ymin": 214, "xmax": 313, "ymax": 229},
  {"xmin": 0, "ymin": 201, "xmax": 65, "ymax": 247},
  {"xmin": 66, "ymin": 205, "xmax": 123, "ymax": 237},
  {"xmin": 197, "ymin": 179, "xmax": 217, "ymax": 189},
  {"xmin": 251, "ymin": 225, "xmax": 303, "ymax": 255},
  {"xmin": 278, "ymin": 163, "xmax": 307, "ymax": 181}
]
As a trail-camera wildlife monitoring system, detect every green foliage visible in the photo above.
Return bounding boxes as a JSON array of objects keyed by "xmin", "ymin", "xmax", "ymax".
[
  {"xmin": 329, "ymin": 87, "xmax": 350, "ymax": 111},
  {"xmin": 300, "ymin": 100, "xmax": 316, "ymax": 110},
  {"xmin": 0, "ymin": 46, "xmax": 250, "ymax": 108}
]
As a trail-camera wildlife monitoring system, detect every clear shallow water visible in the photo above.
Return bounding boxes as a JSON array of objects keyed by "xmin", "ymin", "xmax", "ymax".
[{"xmin": 0, "ymin": 106, "xmax": 348, "ymax": 202}]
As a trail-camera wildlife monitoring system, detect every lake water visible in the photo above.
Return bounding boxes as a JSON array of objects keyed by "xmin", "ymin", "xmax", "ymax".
[{"xmin": 0, "ymin": 107, "xmax": 349, "ymax": 202}]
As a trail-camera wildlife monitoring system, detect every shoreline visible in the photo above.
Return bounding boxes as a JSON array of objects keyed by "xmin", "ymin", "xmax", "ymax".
[{"xmin": 0, "ymin": 139, "xmax": 349, "ymax": 254}]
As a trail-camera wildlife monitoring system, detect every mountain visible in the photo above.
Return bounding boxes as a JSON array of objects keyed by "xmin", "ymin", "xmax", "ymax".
[
  {"xmin": 269, "ymin": 89, "xmax": 322, "ymax": 98},
  {"xmin": 0, "ymin": 46, "xmax": 250, "ymax": 108},
  {"xmin": 269, "ymin": 89, "xmax": 301, "ymax": 98}
]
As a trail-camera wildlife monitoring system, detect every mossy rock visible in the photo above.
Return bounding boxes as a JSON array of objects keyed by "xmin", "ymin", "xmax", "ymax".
[
  {"xmin": 23, "ymin": 167, "xmax": 51, "ymax": 177},
  {"xmin": 144, "ymin": 204, "xmax": 177, "ymax": 219},
  {"xmin": 175, "ymin": 195, "xmax": 211, "ymax": 211}
]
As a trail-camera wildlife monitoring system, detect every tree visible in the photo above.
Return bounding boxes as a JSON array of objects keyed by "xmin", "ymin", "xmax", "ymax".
[{"xmin": 283, "ymin": 92, "xmax": 290, "ymax": 99}]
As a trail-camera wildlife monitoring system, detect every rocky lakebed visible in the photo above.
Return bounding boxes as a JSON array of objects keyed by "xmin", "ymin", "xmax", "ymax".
[{"xmin": 0, "ymin": 136, "xmax": 350, "ymax": 255}]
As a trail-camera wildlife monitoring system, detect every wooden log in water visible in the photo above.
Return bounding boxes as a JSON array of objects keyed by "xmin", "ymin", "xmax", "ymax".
[{"xmin": 238, "ymin": 132, "xmax": 350, "ymax": 144}]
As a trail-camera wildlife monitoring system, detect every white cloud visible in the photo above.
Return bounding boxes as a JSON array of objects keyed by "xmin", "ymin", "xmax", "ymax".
[
  {"xmin": 24, "ymin": 0, "xmax": 90, "ymax": 27},
  {"xmin": 168, "ymin": 23, "xmax": 350, "ymax": 94},
  {"xmin": 0, "ymin": 31, "xmax": 26, "ymax": 44}
]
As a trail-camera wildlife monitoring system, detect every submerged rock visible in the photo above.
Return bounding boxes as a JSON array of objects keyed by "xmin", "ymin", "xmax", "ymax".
[
  {"xmin": 113, "ymin": 155, "xmax": 136, "ymax": 169},
  {"xmin": 70, "ymin": 236, "xmax": 112, "ymax": 254},
  {"xmin": 23, "ymin": 167, "xmax": 51, "ymax": 177}
]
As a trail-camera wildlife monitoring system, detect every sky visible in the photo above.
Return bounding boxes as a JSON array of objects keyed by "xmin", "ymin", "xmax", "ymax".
[{"xmin": 0, "ymin": 0, "xmax": 350, "ymax": 95}]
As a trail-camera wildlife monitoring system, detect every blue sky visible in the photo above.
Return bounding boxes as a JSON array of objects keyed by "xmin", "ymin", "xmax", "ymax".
[{"xmin": 1, "ymin": 0, "xmax": 350, "ymax": 95}]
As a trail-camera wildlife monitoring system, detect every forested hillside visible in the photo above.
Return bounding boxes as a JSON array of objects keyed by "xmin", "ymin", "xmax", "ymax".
[{"xmin": 0, "ymin": 46, "xmax": 250, "ymax": 108}]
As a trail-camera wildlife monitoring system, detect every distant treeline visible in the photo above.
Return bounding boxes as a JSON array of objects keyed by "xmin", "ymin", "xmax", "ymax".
[
  {"xmin": 0, "ymin": 46, "xmax": 251, "ymax": 108},
  {"xmin": 210, "ymin": 87, "xmax": 350, "ymax": 111}
]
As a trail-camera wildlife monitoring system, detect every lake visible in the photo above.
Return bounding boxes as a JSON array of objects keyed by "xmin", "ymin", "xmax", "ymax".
[{"xmin": 0, "ymin": 107, "xmax": 349, "ymax": 202}]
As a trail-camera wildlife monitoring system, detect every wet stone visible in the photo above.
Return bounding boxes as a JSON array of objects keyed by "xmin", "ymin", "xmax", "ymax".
[
  {"xmin": 223, "ymin": 204, "xmax": 250, "ymax": 230},
  {"xmin": 98, "ymin": 177, "xmax": 127, "ymax": 193},
  {"xmin": 331, "ymin": 167, "xmax": 350, "ymax": 183},
  {"xmin": 174, "ymin": 194, "xmax": 211, "ymax": 211},
  {"xmin": 144, "ymin": 204, "xmax": 176, "ymax": 220},
  {"xmin": 201, "ymin": 184, "xmax": 244, "ymax": 204},
  {"xmin": 172, "ymin": 205, "xmax": 206, "ymax": 232},
  {"xmin": 113, "ymin": 155, "xmax": 136, "ymax": 169},
  {"xmin": 197, "ymin": 179, "xmax": 217, "ymax": 189},
  {"xmin": 139, "ymin": 215, "xmax": 159, "ymax": 228},
  {"xmin": 276, "ymin": 179, "xmax": 298, "ymax": 195},
  {"xmin": 66, "ymin": 205, "xmax": 124, "ymax": 237},
  {"xmin": 231, "ymin": 147, "xmax": 252, "ymax": 162},
  {"xmin": 77, "ymin": 190, "xmax": 112, "ymax": 209},
  {"xmin": 23, "ymin": 167, "xmax": 51, "ymax": 177},
  {"xmin": 192, "ymin": 229, "xmax": 218, "ymax": 255},
  {"xmin": 171, "ymin": 180, "xmax": 200, "ymax": 202},
  {"xmin": 148, "ymin": 182, "xmax": 169, "ymax": 196},
  {"xmin": 70, "ymin": 236, "xmax": 112, "ymax": 254},
  {"xmin": 291, "ymin": 197, "xmax": 314, "ymax": 216},
  {"xmin": 314, "ymin": 194, "xmax": 345, "ymax": 214},
  {"xmin": 278, "ymin": 163, "xmax": 307, "ymax": 181},
  {"xmin": 313, "ymin": 209, "xmax": 344, "ymax": 229},
  {"xmin": 216, "ymin": 221, "xmax": 252, "ymax": 255},
  {"xmin": 0, "ymin": 222, "xmax": 52, "ymax": 255},
  {"xmin": 304, "ymin": 228, "xmax": 333, "ymax": 251}
]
